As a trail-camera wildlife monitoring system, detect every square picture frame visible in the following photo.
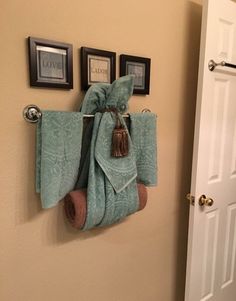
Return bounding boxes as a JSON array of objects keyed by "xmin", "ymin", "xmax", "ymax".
[
  {"xmin": 80, "ymin": 47, "xmax": 116, "ymax": 90},
  {"xmin": 120, "ymin": 54, "xmax": 151, "ymax": 95},
  {"xmin": 28, "ymin": 37, "xmax": 73, "ymax": 89}
]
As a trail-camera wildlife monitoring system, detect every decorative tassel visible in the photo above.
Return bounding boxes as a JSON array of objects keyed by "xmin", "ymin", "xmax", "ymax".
[{"xmin": 111, "ymin": 115, "xmax": 129, "ymax": 157}]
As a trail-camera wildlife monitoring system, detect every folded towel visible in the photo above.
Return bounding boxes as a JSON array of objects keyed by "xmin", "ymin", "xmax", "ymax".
[
  {"xmin": 79, "ymin": 75, "xmax": 134, "ymax": 114},
  {"xmin": 83, "ymin": 113, "xmax": 139, "ymax": 230},
  {"xmin": 130, "ymin": 113, "xmax": 157, "ymax": 186},
  {"xmin": 64, "ymin": 184, "xmax": 147, "ymax": 230},
  {"xmin": 72, "ymin": 75, "xmax": 157, "ymax": 230},
  {"xmin": 36, "ymin": 111, "xmax": 84, "ymax": 208},
  {"xmin": 74, "ymin": 75, "xmax": 143, "ymax": 230},
  {"xmin": 95, "ymin": 112, "xmax": 137, "ymax": 193}
]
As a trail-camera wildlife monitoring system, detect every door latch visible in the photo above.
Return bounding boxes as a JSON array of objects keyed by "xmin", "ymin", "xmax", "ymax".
[{"xmin": 186, "ymin": 193, "xmax": 195, "ymax": 206}]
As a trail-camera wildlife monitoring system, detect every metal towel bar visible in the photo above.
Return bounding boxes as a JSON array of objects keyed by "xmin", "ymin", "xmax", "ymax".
[
  {"xmin": 208, "ymin": 59, "xmax": 236, "ymax": 71},
  {"xmin": 23, "ymin": 104, "xmax": 151, "ymax": 123}
]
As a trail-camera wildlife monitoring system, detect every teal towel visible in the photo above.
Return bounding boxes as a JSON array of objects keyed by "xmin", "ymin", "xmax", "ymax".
[
  {"xmin": 79, "ymin": 75, "xmax": 134, "ymax": 114},
  {"xmin": 78, "ymin": 75, "xmax": 141, "ymax": 229},
  {"xmin": 83, "ymin": 113, "xmax": 139, "ymax": 230},
  {"xmin": 95, "ymin": 112, "xmax": 137, "ymax": 193},
  {"xmin": 36, "ymin": 111, "xmax": 83, "ymax": 208},
  {"xmin": 130, "ymin": 113, "xmax": 157, "ymax": 186},
  {"xmin": 35, "ymin": 75, "xmax": 157, "ymax": 232}
]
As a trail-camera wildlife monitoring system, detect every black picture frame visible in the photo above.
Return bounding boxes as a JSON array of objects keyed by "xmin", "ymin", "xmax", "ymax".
[
  {"xmin": 120, "ymin": 54, "xmax": 151, "ymax": 95},
  {"xmin": 80, "ymin": 47, "xmax": 116, "ymax": 90},
  {"xmin": 28, "ymin": 37, "xmax": 73, "ymax": 89}
]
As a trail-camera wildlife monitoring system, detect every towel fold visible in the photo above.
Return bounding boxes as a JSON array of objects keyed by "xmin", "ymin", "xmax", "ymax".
[
  {"xmin": 36, "ymin": 111, "xmax": 84, "ymax": 208},
  {"xmin": 95, "ymin": 112, "xmax": 137, "ymax": 193},
  {"xmin": 64, "ymin": 184, "xmax": 148, "ymax": 229},
  {"xmin": 83, "ymin": 113, "xmax": 140, "ymax": 230},
  {"xmin": 79, "ymin": 75, "xmax": 134, "ymax": 114}
]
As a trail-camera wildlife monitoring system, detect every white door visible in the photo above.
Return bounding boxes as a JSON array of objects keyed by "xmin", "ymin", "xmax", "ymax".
[{"xmin": 185, "ymin": 0, "xmax": 236, "ymax": 300}]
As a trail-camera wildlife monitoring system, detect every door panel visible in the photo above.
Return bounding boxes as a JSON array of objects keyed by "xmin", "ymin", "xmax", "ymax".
[
  {"xmin": 222, "ymin": 204, "xmax": 236, "ymax": 287},
  {"xmin": 231, "ymin": 121, "xmax": 236, "ymax": 177},
  {"xmin": 200, "ymin": 210, "xmax": 219, "ymax": 301},
  {"xmin": 208, "ymin": 78, "xmax": 229, "ymax": 183},
  {"xmin": 185, "ymin": 0, "xmax": 236, "ymax": 300},
  {"xmin": 218, "ymin": 18, "xmax": 234, "ymax": 61}
]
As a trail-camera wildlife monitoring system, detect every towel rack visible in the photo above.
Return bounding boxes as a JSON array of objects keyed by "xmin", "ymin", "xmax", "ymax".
[
  {"xmin": 23, "ymin": 104, "xmax": 151, "ymax": 123},
  {"xmin": 208, "ymin": 59, "xmax": 236, "ymax": 71}
]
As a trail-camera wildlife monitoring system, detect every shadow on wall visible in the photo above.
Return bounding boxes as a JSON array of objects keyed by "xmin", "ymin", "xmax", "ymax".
[{"xmin": 173, "ymin": 1, "xmax": 202, "ymax": 301}]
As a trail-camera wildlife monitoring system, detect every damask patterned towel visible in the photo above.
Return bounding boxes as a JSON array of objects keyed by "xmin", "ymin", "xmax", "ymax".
[
  {"xmin": 95, "ymin": 112, "xmax": 137, "ymax": 193},
  {"xmin": 79, "ymin": 75, "xmax": 134, "ymax": 114},
  {"xmin": 130, "ymin": 113, "xmax": 157, "ymax": 186},
  {"xmin": 75, "ymin": 75, "xmax": 141, "ymax": 230},
  {"xmin": 36, "ymin": 111, "xmax": 83, "ymax": 208},
  {"xmin": 64, "ymin": 184, "xmax": 147, "ymax": 230},
  {"xmin": 83, "ymin": 112, "xmax": 139, "ymax": 230}
]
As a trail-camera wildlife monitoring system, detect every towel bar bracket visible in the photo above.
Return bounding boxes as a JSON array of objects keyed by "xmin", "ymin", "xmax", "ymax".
[{"xmin": 23, "ymin": 104, "xmax": 42, "ymax": 123}]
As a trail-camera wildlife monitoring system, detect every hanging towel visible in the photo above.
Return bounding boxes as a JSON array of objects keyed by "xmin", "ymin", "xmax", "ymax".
[
  {"xmin": 83, "ymin": 112, "xmax": 139, "ymax": 230},
  {"xmin": 95, "ymin": 112, "xmax": 137, "ymax": 193},
  {"xmin": 36, "ymin": 111, "xmax": 84, "ymax": 208},
  {"xmin": 130, "ymin": 113, "xmax": 157, "ymax": 186},
  {"xmin": 66, "ymin": 75, "xmax": 143, "ymax": 230},
  {"xmin": 70, "ymin": 75, "xmax": 157, "ymax": 230}
]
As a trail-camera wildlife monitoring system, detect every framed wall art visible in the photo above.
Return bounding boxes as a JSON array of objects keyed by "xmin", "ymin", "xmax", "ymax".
[
  {"xmin": 80, "ymin": 47, "xmax": 116, "ymax": 90},
  {"xmin": 28, "ymin": 37, "xmax": 73, "ymax": 89},
  {"xmin": 120, "ymin": 54, "xmax": 151, "ymax": 95}
]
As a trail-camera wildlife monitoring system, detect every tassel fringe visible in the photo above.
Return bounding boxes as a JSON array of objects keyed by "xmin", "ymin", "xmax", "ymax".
[
  {"xmin": 111, "ymin": 115, "xmax": 129, "ymax": 157},
  {"xmin": 98, "ymin": 107, "xmax": 129, "ymax": 158}
]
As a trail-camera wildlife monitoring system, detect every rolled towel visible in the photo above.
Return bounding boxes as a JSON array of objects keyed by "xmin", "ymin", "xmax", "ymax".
[
  {"xmin": 64, "ymin": 189, "xmax": 87, "ymax": 229},
  {"xmin": 64, "ymin": 184, "xmax": 148, "ymax": 230},
  {"xmin": 137, "ymin": 183, "xmax": 148, "ymax": 211}
]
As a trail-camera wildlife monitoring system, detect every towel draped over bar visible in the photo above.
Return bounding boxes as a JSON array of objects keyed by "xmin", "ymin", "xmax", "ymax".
[{"xmin": 36, "ymin": 75, "xmax": 157, "ymax": 230}]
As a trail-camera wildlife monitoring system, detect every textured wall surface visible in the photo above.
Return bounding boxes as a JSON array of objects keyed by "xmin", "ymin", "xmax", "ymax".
[{"xmin": 0, "ymin": 0, "xmax": 202, "ymax": 300}]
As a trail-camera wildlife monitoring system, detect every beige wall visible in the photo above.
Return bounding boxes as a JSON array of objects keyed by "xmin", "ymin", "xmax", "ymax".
[{"xmin": 0, "ymin": 1, "xmax": 202, "ymax": 300}]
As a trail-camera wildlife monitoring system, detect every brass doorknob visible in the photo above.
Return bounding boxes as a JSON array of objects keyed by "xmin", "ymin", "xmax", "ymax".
[{"xmin": 199, "ymin": 195, "xmax": 214, "ymax": 207}]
